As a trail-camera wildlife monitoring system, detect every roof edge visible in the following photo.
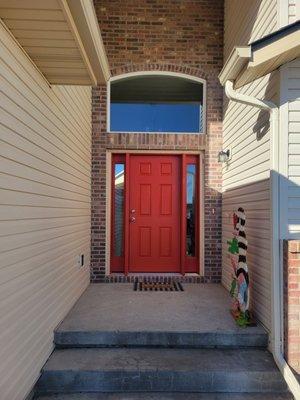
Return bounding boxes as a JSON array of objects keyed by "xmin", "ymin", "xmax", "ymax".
[
  {"xmin": 250, "ymin": 19, "xmax": 300, "ymax": 50},
  {"xmin": 66, "ymin": 0, "xmax": 111, "ymax": 85},
  {"xmin": 218, "ymin": 46, "xmax": 251, "ymax": 86},
  {"xmin": 219, "ymin": 20, "xmax": 300, "ymax": 88}
]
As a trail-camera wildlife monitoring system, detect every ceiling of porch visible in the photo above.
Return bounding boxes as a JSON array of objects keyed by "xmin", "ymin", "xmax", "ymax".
[{"xmin": 0, "ymin": 0, "xmax": 110, "ymax": 85}]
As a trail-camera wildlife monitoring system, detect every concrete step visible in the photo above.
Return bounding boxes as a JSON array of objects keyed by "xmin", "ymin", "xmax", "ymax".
[
  {"xmin": 36, "ymin": 348, "xmax": 287, "ymax": 395},
  {"xmin": 54, "ymin": 329, "xmax": 268, "ymax": 349},
  {"xmin": 35, "ymin": 392, "xmax": 294, "ymax": 399},
  {"xmin": 55, "ymin": 284, "xmax": 268, "ymax": 349}
]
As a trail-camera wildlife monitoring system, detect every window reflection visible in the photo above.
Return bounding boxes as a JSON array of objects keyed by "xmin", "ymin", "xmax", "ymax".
[
  {"xmin": 110, "ymin": 103, "xmax": 201, "ymax": 133},
  {"xmin": 114, "ymin": 163, "xmax": 124, "ymax": 257},
  {"xmin": 186, "ymin": 164, "xmax": 196, "ymax": 257}
]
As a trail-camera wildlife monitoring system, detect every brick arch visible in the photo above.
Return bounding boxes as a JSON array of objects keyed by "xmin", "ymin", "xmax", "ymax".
[{"xmin": 110, "ymin": 63, "xmax": 209, "ymax": 81}]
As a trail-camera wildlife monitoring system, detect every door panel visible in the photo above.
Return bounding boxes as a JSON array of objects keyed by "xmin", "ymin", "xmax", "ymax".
[{"xmin": 129, "ymin": 155, "xmax": 180, "ymax": 272}]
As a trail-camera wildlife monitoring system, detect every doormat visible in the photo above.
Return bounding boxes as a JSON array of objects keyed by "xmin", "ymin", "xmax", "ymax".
[{"xmin": 134, "ymin": 279, "xmax": 184, "ymax": 291}]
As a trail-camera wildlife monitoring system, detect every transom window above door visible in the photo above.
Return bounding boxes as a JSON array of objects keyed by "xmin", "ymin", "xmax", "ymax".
[{"xmin": 108, "ymin": 73, "xmax": 205, "ymax": 134}]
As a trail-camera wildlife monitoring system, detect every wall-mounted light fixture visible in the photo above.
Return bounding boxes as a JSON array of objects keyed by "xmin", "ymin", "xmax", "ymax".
[{"xmin": 218, "ymin": 149, "xmax": 230, "ymax": 163}]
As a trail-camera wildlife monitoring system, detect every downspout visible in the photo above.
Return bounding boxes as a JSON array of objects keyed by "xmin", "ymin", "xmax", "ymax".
[{"xmin": 225, "ymin": 80, "xmax": 300, "ymax": 400}]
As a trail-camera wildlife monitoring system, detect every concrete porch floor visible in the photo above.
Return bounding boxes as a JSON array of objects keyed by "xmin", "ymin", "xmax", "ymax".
[
  {"xmin": 36, "ymin": 284, "xmax": 292, "ymax": 399},
  {"xmin": 56, "ymin": 283, "xmax": 266, "ymax": 343}
]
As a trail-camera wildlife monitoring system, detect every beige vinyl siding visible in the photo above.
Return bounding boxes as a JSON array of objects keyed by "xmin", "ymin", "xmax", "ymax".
[
  {"xmin": 224, "ymin": 0, "xmax": 277, "ymax": 61},
  {"xmin": 281, "ymin": 58, "xmax": 300, "ymax": 238},
  {"xmin": 0, "ymin": 20, "xmax": 91, "ymax": 400},
  {"xmin": 222, "ymin": 180, "xmax": 271, "ymax": 329},
  {"xmin": 222, "ymin": 0, "xmax": 278, "ymax": 331}
]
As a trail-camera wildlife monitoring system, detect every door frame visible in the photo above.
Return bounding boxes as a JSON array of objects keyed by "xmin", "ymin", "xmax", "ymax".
[{"xmin": 106, "ymin": 150, "xmax": 205, "ymax": 276}]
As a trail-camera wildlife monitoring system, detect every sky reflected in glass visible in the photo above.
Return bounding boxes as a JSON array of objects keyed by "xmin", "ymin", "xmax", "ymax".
[{"xmin": 111, "ymin": 103, "xmax": 201, "ymax": 133}]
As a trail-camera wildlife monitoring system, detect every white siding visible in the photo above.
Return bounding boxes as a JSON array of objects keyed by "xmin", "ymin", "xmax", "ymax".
[
  {"xmin": 288, "ymin": 60, "xmax": 300, "ymax": 236},
  {"xmin": 288, "ymin": 0, "xmax": 299, "ymax": 23},
  {"xmin": 222, "ymin": 0, "xmax": 278, "ymax": 331},
  {"xmin": 280, "ymin": 59, "xmax": 300, "ymax": 239},
  {"xmin": 0, "ymin": 22, "xmax": 91, "ymax": 400}
]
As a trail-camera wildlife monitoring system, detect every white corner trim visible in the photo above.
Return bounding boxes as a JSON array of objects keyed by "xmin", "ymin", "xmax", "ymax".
[
  {"xmin": 279, "ymin": 64, "xmax": 289, "ymax": 240},
  {"xmin": 277, "ymin": 0, "xmax": 289, "ymax": 28},
  {"xmin": 79, "ymin": 0, "xmax": 111, "ymax": 82},
  {"xmin": 60, "ymin": 0, "xmax": 98, "ymax": 86}
]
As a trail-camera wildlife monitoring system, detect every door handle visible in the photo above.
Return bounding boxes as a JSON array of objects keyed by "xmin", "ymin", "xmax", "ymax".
[{"xmin": 130, "ymin": 216, "xmax": 136, "ymax": 223}]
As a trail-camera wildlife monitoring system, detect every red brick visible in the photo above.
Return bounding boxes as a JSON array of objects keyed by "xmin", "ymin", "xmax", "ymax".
[
  {"xmin": 289, "ymin": 259, "xmax": 300, "ymax": 267},
  {"xmin": 284, "ymin": 240, "xmax": 300, "ymax": 374},
  {"xmin": 91, "ymin": 0, "xmax": 223, "ymax": 283}
]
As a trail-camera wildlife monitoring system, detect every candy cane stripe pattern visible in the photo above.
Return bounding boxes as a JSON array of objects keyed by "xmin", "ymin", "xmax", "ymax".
[{"xmin": 236, "ymin": 207, "xmax": 250, "ymax": 312}]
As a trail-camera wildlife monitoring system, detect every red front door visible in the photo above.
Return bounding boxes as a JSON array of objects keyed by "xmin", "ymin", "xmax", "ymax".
[
  {"xmin": 129, "ymin": 155, "xmax": 180, "ymax": 272},
  {"xmin": 110, "ymin": 153, "xmax": 200, "ymax": 274}
]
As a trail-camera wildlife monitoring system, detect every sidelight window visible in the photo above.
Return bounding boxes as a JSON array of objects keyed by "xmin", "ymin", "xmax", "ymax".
[
  {"xmin": 186, "ymin": 164, "xmax": 196, "ymax": 257},
  {"xmin": 111, "ymin": 155, "xmax": 126, "ymax": 272},
  {"xmin": 113, "ymin": 163, "xmax": 125, "ymax": 257}
]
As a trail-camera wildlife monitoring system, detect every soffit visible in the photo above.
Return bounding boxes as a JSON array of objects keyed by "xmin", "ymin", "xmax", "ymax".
[{"xmin": 0, "ymin": 0, "xmax": 110, "ymax": 85}]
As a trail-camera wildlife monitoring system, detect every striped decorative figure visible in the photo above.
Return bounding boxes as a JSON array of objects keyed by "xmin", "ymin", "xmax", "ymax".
[
  {"xmin": 235, "ymin": 207, "xmax": 249, "ymax": 313},
  {"xmin": 229, "ymin": 207, "xmax": 251, "ymax": 326}
]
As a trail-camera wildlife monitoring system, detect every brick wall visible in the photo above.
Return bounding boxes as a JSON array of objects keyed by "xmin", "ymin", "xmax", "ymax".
[
  {"xmin": 283, "ymin": 240, "xmax": 300, "ymax": 374},
  {"xmin": 91, "ymin": 0, "xmax": 224, "ymax": 282}
]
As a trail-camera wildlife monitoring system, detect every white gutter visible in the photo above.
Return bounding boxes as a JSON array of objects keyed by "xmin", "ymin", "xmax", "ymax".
[
  {"xmin": 219, "ymin": 46, "xmax": 251, "ymax": 86},
  {"xmin": 225, "ymin": 80, "xmax": 300, "ymax": 400}
]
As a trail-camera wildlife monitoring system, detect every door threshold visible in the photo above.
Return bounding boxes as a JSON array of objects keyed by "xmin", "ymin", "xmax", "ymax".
[
  {"xmin": 129, "ymin": 273, "xmax": 199, "ymax": 276},
  {"xmin": 129, "ymin": 273, "xmax": 183, "ymax": 276},
  {"xmin": 104, "ymin": 273, "xmax": 206, "ymax": 284}
]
